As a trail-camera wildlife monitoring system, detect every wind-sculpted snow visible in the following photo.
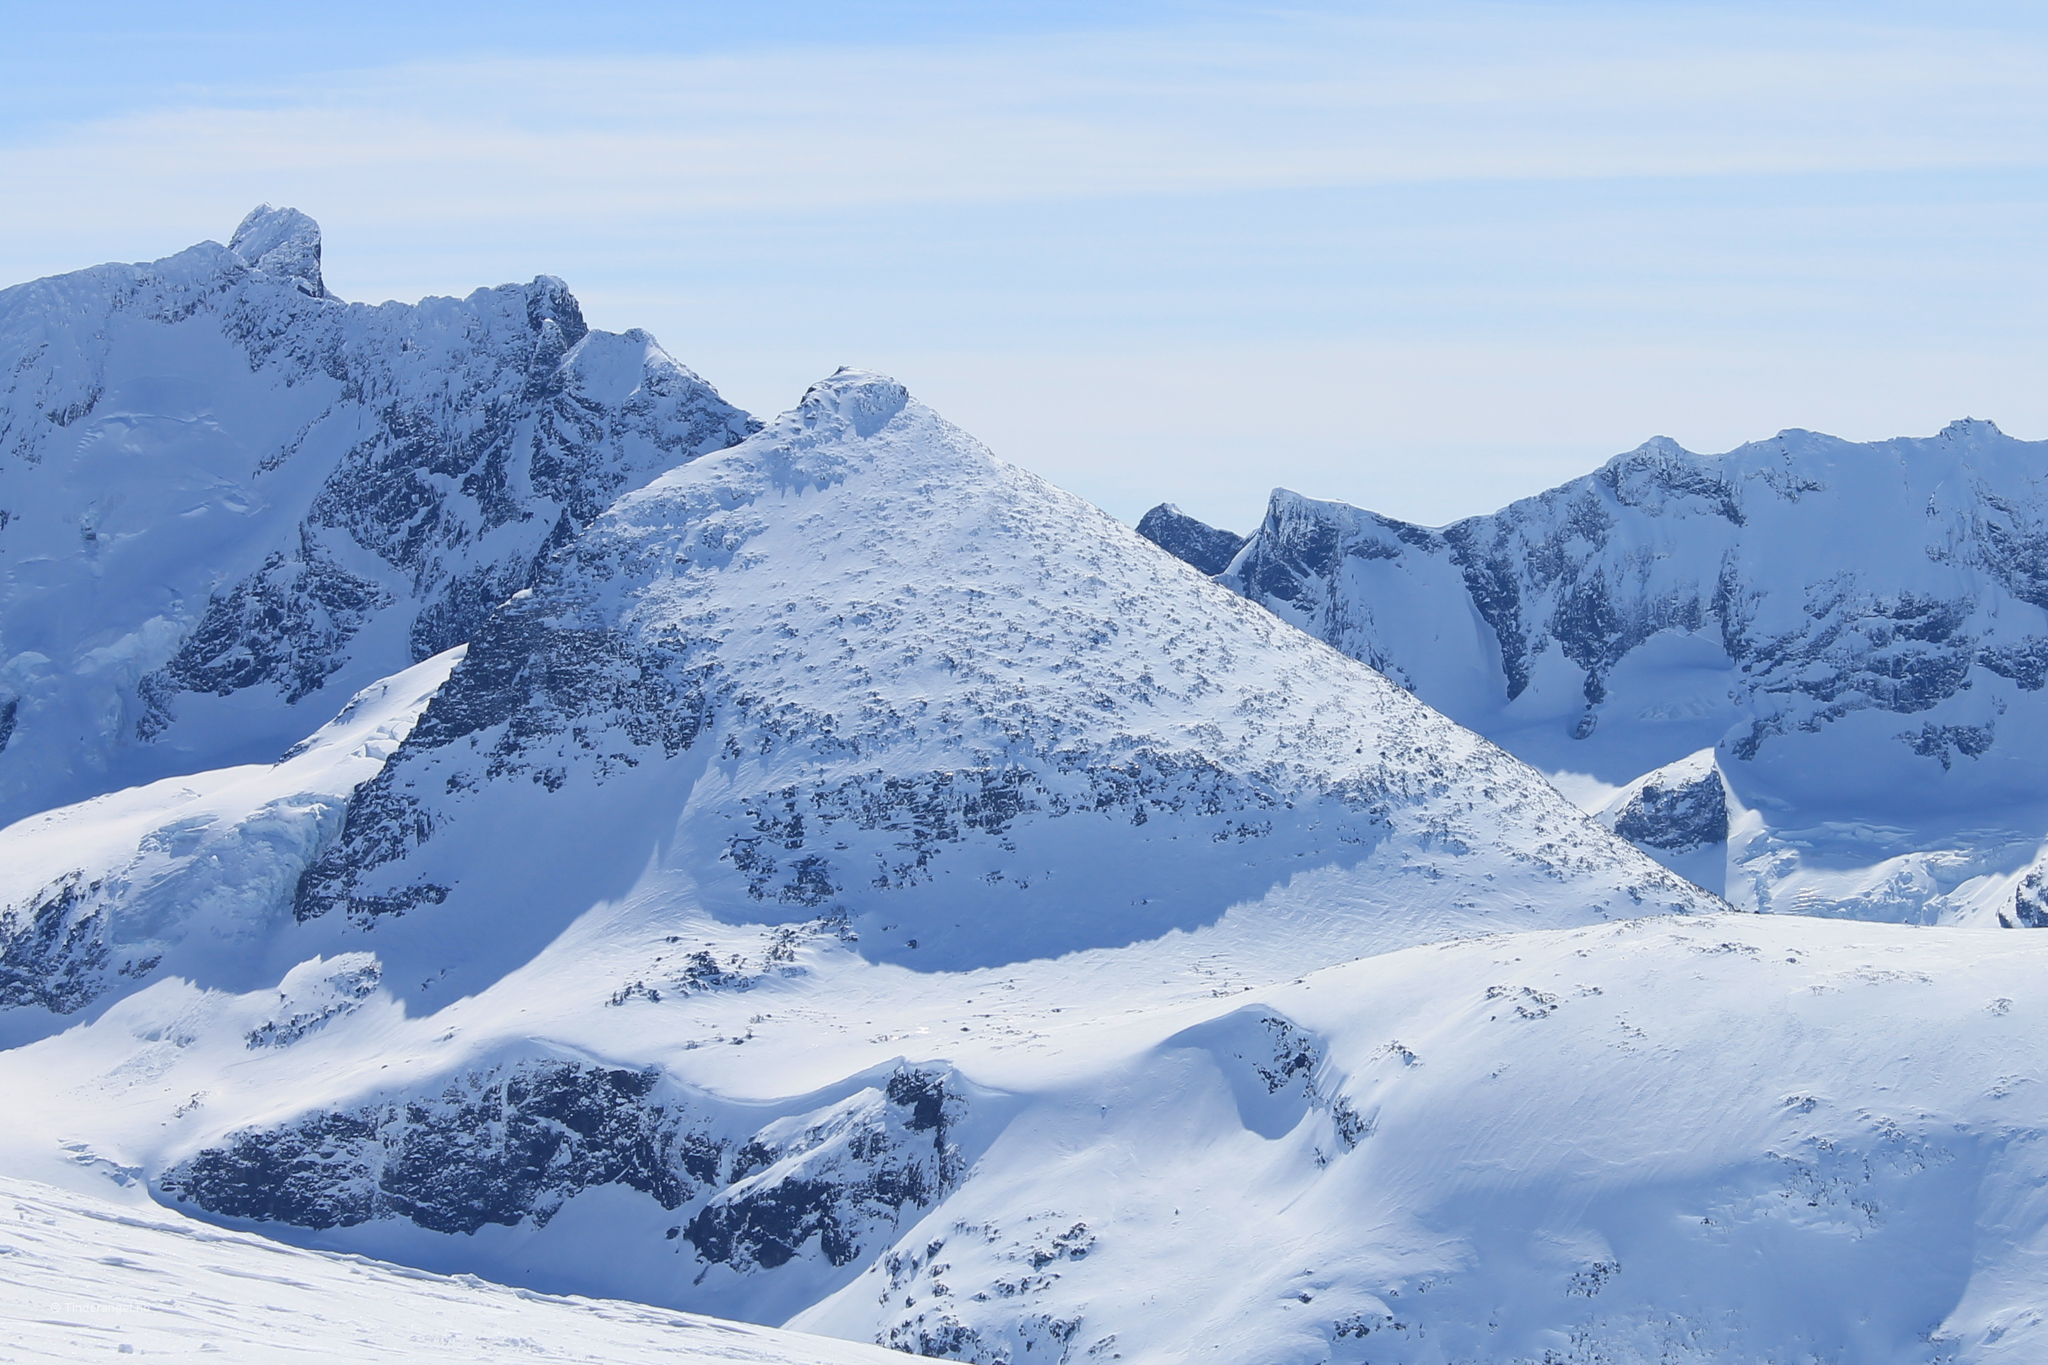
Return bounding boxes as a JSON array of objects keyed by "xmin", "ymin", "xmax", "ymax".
[
  {"xmin": 293, "ymin": 368, "xmax": 1706, "ymax": 981},
  {"xmin": 1220, "ymin": 420, "xmax": 2048, "ymax": 926},
  {"xmin": 0, "ymin": 1176, "xmax": 903, "ymax": 1364},
  {"xmin": 0, "ymin": 206, "xmax": 751, "ymax": 824}
]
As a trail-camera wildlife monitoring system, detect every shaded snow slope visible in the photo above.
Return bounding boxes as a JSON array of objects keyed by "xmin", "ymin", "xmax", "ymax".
[
  {"xmin": 0, "ymin": 206, "xmax": 751, "ymax": 825},
  {"xmin": 1221, "ymin": 421, "xmax": 2048, "ymax": 925},
  {"xmin": 0, "ymin": 1175, "xmax": 898, "ymax": 1364},
  {"xmin": 0, "ymin": 649, "xmax": 461, "ymax": 1044}
]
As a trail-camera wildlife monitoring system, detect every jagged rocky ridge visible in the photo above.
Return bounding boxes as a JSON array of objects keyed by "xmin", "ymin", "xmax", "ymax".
[
  {"xmin": 1206, "ymin": 423, "xmax": 2048, "ymax": 922},
  {"xmin": 0, "ymin": 205, "xmax": 752, "ymax": 825}
]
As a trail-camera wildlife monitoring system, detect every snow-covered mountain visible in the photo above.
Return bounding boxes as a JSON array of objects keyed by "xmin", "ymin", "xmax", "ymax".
[
  {"xmin": 0, "ymin": 367, "xmax": 1731, "ymax": 1355},
  {"xmin": 7, "ymin": 217, "xmax": 2042, "ymax": 1364},
  {"xmin": 1187, "ymin": 421, "xmax": 2048, "ymax": 925},
  {"xmin": 0, "ymin": 206, "xmax": 752, "ymax": 826}
]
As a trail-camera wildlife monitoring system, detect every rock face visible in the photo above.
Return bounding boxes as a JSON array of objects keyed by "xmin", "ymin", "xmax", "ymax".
[
  {"xmin": 1219, "ymin": 422, "xmax": 2048, "ymax": 924},
  {"xmin": 1597, "ymin": 750, "xmax": 1729, "ymax": 854},
  {"xmin": 0, "ymin": 206, "xmax": 752, "ymax": 825},
  {"xmin": 1135, "ymin": 503, "xmax": 1246, "ymax": 575}
]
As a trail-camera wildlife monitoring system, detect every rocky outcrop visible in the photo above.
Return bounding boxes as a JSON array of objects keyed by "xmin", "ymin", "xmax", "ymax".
[
  {"xmin": 161, "ymin": 1056, "xmax": 970, "ymax": 1289},
  {"xmin": 161, "ymin": 1059, "xmax": 720, "ymax": 1234},
  {"xmin": 1136, "ymin": 504, "xmax": 1246, "ymax": 575},
  {"xmin": 1598, "ymin": 751, "xmax": 1729, "ymax": 854}
]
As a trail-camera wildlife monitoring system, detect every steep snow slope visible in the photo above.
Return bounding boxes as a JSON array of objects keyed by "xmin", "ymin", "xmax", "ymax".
[
  {"xmin": 0, "ymin": 1175, "xmax": 899, "ymax": 1364},
  {"xmin": 0, "ymin": 207, "xmax": 751, "ymax": 825},
  {"xmin": 1218, "ymin": 422, "xmax": 2048, "ymax": 925},
  {"xmin": 0, "ymin": 370, "xmax": 1726, "ymax": 1353}
]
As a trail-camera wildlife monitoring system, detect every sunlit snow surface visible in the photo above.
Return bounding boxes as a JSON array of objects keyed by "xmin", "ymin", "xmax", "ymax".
[
  {"xmin": 0, "ymin": 1176, "xmax": 895, "ymax": 1363},
  {"xmin": 3, "ymin": 317, "xmax": 2042, "ymax": 1359},
  {"xmin": 7, "ymin": 915, "xmax": 2048, "ymax": 1362}
]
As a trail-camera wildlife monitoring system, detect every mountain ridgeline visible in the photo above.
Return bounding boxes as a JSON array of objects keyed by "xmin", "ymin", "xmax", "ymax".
[
  {"xmin": 1140, "ymin": 422, "xmax": 2048, "ymax": 924},
  {"xmin": 0, "ymin": 206, "xmax": 752, "ymax": 825}
]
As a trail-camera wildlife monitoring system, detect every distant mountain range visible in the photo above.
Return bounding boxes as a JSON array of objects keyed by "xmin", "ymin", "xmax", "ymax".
[
  {"xmin": 0, "ymin": 204, "xmax": 750, "ymax": 826},
  {"xmin": 1144, "ymin": 423, "xmax": 2048, "ymax": 928}
]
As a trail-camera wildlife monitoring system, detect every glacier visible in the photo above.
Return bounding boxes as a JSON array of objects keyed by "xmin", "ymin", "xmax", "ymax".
[{"xmin": 3, "ymin": 213, "xmax": 2047, "ymax": 1365}]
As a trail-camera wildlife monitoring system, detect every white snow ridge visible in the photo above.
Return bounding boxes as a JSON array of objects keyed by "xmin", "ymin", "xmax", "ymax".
[{"xmin": 3, "ymin": 213, "xmax": 2047, "ymax": 1365}]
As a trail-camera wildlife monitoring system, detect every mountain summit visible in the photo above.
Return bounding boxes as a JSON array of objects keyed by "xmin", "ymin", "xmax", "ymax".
[
  {"xmin": 0, "ymin": 208, "xmax": 752, "ymax": 824},
  {"xmin": 285, "ymin": 366, "xmax": 1704, "ymax": 994}
]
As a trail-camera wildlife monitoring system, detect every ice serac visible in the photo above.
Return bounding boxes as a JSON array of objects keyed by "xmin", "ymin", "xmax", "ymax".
[
  {"xmin": 1221, "ymin": 421, "xmax": 2048, "ymax": 925},
  {"xmin": 0, "ymin": 648, "xmax": 462, "ymax": 1045},
  {"xmin": 289, "ymin": 367, "xmax": 1709, "ymax": 990},
  {"xmin": 0, "ymin": 209, "xmax": 754, "ymax": 825},
  {"xmin": 1135, "ymin": 502, "xmax": 1246, "ymax": 575}
]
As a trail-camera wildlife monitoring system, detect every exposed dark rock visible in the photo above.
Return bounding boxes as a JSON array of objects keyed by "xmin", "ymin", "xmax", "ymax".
[
  {"xmin": 162, "ymin": 1060, "xmax": 720, "ymax": 1234},
  {"xmin": 143, "ymin": 550, "xmax": 393, "ymax": 721},
  {"xmin": 0, "ymin": 872, "xmax": 113, "ymax": 1013},
  {"xmin": 2012, "ymin": 867, "xmax": 2048, "ymax": 928},
  {"xmin": 686, "ymin": 1065, "xmax": 966, "ymax": 1274},
  {"xmin": 1136, "ymin": 504, "xmax": 1246, "ymax": 576},
  {"xmin": 1611, "ymin": 763, "xmax": 1729, "ymax": 852}
]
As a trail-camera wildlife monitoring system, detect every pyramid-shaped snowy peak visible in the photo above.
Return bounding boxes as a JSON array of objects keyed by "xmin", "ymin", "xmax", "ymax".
[{"xmin": 294, "ymin": 369, "xmax": 1713, "ymax": 991}]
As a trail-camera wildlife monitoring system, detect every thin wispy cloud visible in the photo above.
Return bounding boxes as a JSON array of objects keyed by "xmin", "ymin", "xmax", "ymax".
[
  {"xmin": 4, "ymin": 3, "xmax": 2045, "ymax": 526},
  {"xmin": 10, "ymin": 9, "xmax": 2045, "ymax": 237}
]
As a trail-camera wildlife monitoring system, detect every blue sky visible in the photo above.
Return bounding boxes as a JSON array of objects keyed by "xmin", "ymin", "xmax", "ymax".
[{"xmin": 5, "ymin": 1, "xmax": 2046, "ymax": 528}]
